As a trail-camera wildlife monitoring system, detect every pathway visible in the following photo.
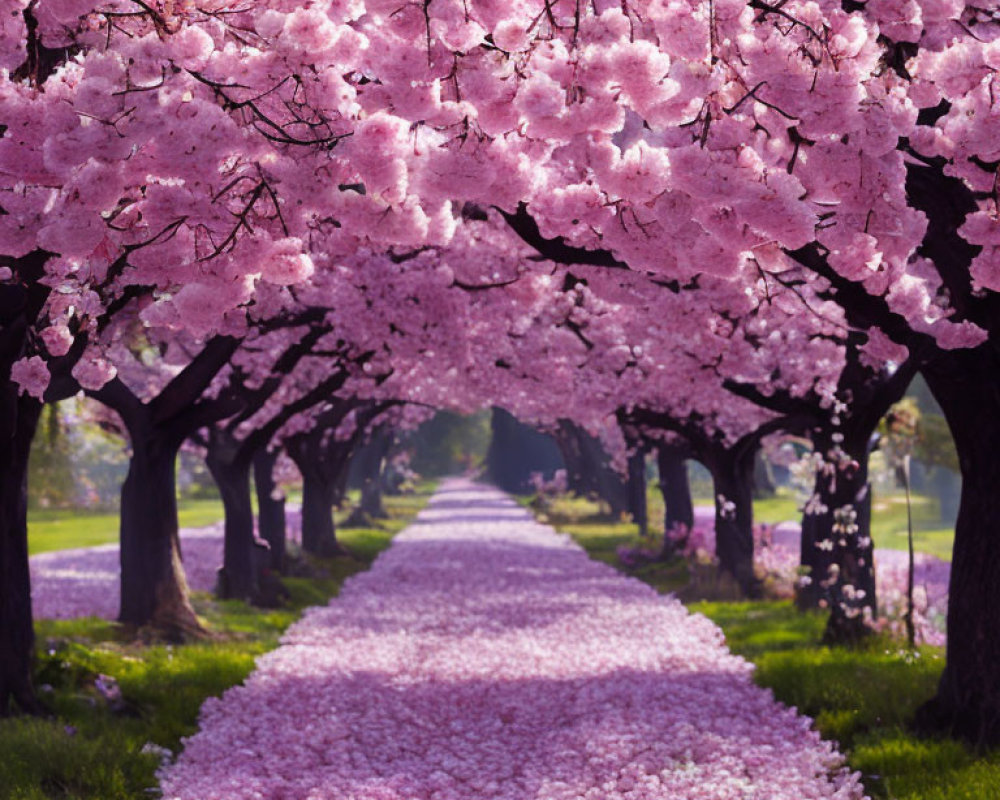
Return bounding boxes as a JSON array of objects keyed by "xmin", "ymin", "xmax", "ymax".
[{"xmin": 159, "ymin": 479, "xmax": 866, "ymax": 800}]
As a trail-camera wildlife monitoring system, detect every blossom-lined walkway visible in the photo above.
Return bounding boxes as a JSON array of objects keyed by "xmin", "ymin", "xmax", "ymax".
[{"xmin": 159, "ymin": 479, "xmax": 867, "ymax": 800}]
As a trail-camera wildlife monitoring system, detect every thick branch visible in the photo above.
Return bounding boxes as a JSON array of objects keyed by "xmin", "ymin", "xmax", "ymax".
[{"xmin": 497, "ymin": 203, "xmax": 629, "ymax": 269}]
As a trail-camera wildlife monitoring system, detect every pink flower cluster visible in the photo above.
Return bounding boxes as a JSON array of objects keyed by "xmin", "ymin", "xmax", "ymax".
[{"xmin": 159, "ymin": 480, "xmax": 866, "ymax": 800}]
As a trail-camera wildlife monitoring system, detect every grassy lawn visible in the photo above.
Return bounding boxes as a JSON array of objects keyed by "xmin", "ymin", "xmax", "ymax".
[
  {"xmin": 538, "ymin": 494, "xmax": 998, "ymax": 800},
  {"xmin": 2, "ymin": 486, "xmax": 434, "ymax": 800},
  {"xmin": 550, "ymin": 482, "xmax": 957, "ymax": 561},
  {"xmin": 28, "ymin": 499, "xmax": 227, "ymax": 556}
]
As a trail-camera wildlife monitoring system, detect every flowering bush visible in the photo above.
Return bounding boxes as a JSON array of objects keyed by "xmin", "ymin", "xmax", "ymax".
[{"xmin": 159, "ymin": 480, "xmax": 865, "ymax": 800}]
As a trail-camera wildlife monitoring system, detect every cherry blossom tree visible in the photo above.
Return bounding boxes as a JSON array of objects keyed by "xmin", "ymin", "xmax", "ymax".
[{"xmin": 3, "ymin": 0, "xmax": 999, "ymax": 744}]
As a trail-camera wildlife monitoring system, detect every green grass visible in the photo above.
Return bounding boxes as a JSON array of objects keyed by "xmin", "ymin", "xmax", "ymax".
[
  {"xmin": 538, "ymin": 496, "xmax": 999, "ymax": 800},
  {"xmin": 2, "ymin": 486, "xmax": 434, "ymax": 800},
  {"xmin": 538, "ymin": 483, "xmax": 957, "ymax": 560},
  {"xmin": 28, "ymin": 499, "xmax": 227, "ymax": 556},
  {"xmin": 868, "ymin": 493, "xmax": 955, "ymax": 561}
]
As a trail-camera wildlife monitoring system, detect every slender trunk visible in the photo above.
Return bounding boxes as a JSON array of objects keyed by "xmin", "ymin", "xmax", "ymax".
[
  {"xmin": 299, "ymin": 470, "xmax": 343, "ymax": 557},
  {"xmin": 752, "ymin": 449, "xmax": 776, "ymax": 498},
  {"xmin": 119, "ymin": 434, "xmax": 202, "ymax": 636},
  {"xmin": 0, "ymin": 391, "xmax": 42, "ymax": 715},
  {"xmin": 627, "ymin": 448, "xmax": 648, "ymax": 537},
  {"xmin": 707, "ymin": 448, "xmax": 759, "ymax": 597},
  {"xmin": 253, "ymin": 449, "xmax": 286, "ymax": 572},
  {"xmin": 205, "ymin": 442, "xmax": 257, "ymax": 602},
  {"xmin": 916, "ymin": 348, "xmax": 1000, "ymax": 746},
  {"xmin": 656, "ymin": 444, "xmax": 693, "ymax": 557}
]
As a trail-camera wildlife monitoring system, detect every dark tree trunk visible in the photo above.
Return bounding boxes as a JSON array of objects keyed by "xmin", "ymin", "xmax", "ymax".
[
  {"xmin": 1, "ymin": 251, "xmax": 52, "ymax": 713},
  {"xmin": 486, "ymin": 408, "xmax": 564, "ymax": 494},
  {"xmin": 359, "ymin": 427, "xmax": 391, "ymax": 519},
  {"xmin": 553, "ymin": 421, "xmax": 589, "ymax": 495},
  {"xmin": 916, "ymin": 348, "xmax": 1000, "ymax": 746},
  {"xmin": 0, "ymin": 390, "xmax": 42, "ymax": 715},
  {"xmin": 299, "ymin": 470, "xmax": 343, "ymax": 557},
  {"xmin": 797, "ymin": 431, "xmax": 877, "ymax": 643},
  {"xmin": 626, "ymin": 448, "xmax": 648, "ymax": 537},
  {"xmin": 706, "ymin": 447, "xmax": 759, "ymax": 597},
  {"xmin": 551, "ymin": 419, "xmax": 628, "ymax": 514},
  {"xmin": 656, "ymin": 444, "xmax": 694, "ymax": 557},
  {"xmin": 253, "ymin": 449, "xmax": 286, "ymax": 572},
  {"xmin": 119, "ymin": 434, "xmax": 202, "ymax": 636},
  {"xmin": 205, "ymin": 433, "xmax": 258, "ymax": 602}
]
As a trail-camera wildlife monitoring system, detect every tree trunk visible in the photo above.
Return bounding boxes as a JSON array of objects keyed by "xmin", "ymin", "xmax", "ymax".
[
  {"xmin": 205, "ymin": 439, "xmax": 258, "ymax": 602},
  {"xmin": 656, "ymin": 444, "xmax": 694, "ymax": 557},
  {"xmin": 359, "ymin": 427, "xmax": 391, "ymax": 519},
  {"xmin": 916, "ymin": 348, "xmax": 1000, "ymax": 746},
  {"xmin": 796, "ymin": 428, "xmax": 877, "ymax": 643},
  {"xmin": 626, "ymin": 448, "xmax": 648, "ymax": 537},
  {"xmin": 119, "ymin": 435, "xmax": 202, "ymax": 637},
  {"xmin": 253, "ymin": 449, "xmax": 286, "ymax": 572},
  {"xmin": 554, "ymin": 421, "xmax": 589, "ymax": 495},
  {"xmin": 552, "ymin": 419, "xmax": 628, "ymax": 514},
  {"xmin": 707, "ymin": 448, "xmax": 759, "ymax": 597},
  {"xmin": 299, "ymin": 470, "xmax": 343, "ymax": 557},
  {"xmin": 0, "ymin": 390, "xmax": 42, "ymax": 715}
]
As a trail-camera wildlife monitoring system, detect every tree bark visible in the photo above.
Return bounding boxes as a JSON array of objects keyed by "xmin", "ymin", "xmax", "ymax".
[
  {"xmin": 656, "ymin": 444, "xmax": 694, "ymax": 557},
  {"xmin": 205, "ymin": 431, "xmax": 258, "ymax": 602},
  {"xmin": 359, "ymin": 427, "xmax": 391, "ymax": 519},
  {"xmin": 253, "ymin": 449, "xmax": 286, "ymax": 572},
  {"xmin": 916, "ymin": 347, "xmax": 1000, "ymax": 746},
  {"xmin": 797, "ymin": 432, "xmax": 877, "ymax": 644},
  {"xmin": 118, "ymin": 433, "xmax": 202, "ymax": 637},
  {"xmin": 706, "ymin": 447, "xmax": 759, "ymax": 597},
  {"xmin": 1, "ymin": 250, "xmax": 52, "ymax": 713},
  {"xmin": 0, "ymin": 390, "xmax": 42, "ymax": 715},
  {"xmin": 299, "ymin": 469, "xmax": 343, "ymax": 557},
  {"xmin": 626, "ymin": 447, "xmax": 648, "ymax": 537}
]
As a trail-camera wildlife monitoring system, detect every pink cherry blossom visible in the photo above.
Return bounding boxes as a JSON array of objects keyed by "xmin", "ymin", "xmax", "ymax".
[{"xmin": 10, "ymin": 355, "xmax": 50, "ymax": 400}]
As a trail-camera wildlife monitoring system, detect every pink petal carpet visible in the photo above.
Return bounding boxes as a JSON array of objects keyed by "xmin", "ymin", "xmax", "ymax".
[{"xmin": 156, "ymin": 479, "xmax": 867, "ymax": 800}]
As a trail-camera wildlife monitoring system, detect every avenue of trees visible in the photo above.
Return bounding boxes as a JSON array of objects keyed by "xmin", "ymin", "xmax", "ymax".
[{"xmin": 1, "ymin": 0, "xmax": 998, "ymax": 747}]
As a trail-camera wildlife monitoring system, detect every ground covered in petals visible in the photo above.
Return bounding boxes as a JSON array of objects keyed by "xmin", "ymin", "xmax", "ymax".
[
  {"xmin": 159, "ymin": 480, "xmax": 867, "ymax": 800},
  {"xmin": 30, "ymin": 511, "xmax": 303, "ymax": 620}
]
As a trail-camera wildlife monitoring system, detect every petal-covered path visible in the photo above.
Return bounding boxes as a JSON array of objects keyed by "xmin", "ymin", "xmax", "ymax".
[{"xmin": 159, "ymin": 479, "xmax": 867, "ymax": 800}]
